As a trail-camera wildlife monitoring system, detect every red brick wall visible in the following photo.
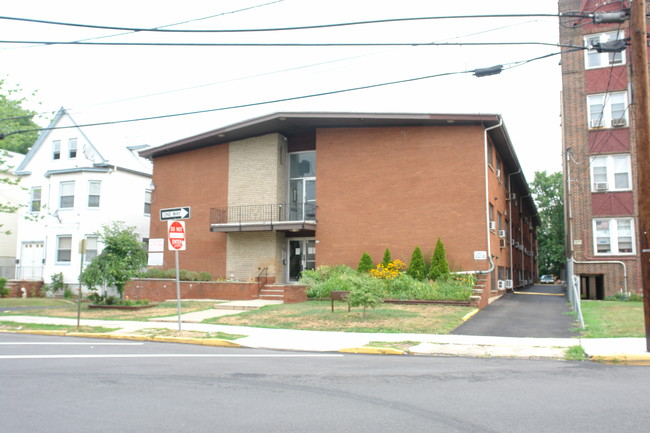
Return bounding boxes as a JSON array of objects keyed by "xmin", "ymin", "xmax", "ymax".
[
  {"xmin": 315, "ymin": 126, "xmax": 487, "ymax": 273},
  {"xmin": 125, "ymin": 279, "xmax": 259, "ymax": 302},
  {"xmin": 150, "ymin": 144, "xmax": 229, "ymax": 278}
]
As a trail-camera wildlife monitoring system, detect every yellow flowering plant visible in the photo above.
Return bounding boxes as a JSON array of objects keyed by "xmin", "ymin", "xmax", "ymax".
[{"xmin": 369, "ymin": 259, "xmax": 407, "ymax": 280}]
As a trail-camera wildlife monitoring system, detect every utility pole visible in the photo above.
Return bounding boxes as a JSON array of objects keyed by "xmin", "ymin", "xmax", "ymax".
[{"xmin": 630, "ymin": 0, "xmax": 650, "ymax": 352}]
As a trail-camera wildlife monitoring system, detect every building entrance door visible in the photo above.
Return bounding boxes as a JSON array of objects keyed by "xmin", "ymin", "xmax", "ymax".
[
  {"xmin": 19, "ymin": 241, "xmax": 44, "ymax": 280},
  {"xmin": 288, "ymin": 239, "xmax": 316, "ymax": 282}
]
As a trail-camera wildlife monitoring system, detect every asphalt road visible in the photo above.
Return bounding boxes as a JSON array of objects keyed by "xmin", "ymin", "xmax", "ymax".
[
  {"xmin": 1, "ymin": 333, "xmax": 648, "ymax": 433},
  {"xmin": 452, "ymin": 284, "xmax": 578, "ymax": 338}
]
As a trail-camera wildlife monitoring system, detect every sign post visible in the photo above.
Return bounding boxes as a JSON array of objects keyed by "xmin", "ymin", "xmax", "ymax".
[{"xmin": 168, "ymin": 220, "xmax": 186, "ymax": 331}]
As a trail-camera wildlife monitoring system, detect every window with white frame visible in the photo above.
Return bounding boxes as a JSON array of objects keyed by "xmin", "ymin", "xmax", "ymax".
[
  {"xmin": 590, "ymin": 154, "xmax": 631, "ymax": 192},
  {"xmin": 585, "ymin": 30, "xmax": 626, "ymax": 69},
  {"xmin": 68, "ymin": 138, "xmax": 77, "ymax": 159},
  {"xmin": 587, "ymin": 91, "xmax": 628, "ymax": 128},
  {"xmin": 85, "ymin": 236, "xmax": 98, "ymax": 261},
  {"xmin": 30, "ymin": 186, "xmax": 41, "ymax": 212},
  {"xmin": 88, "ymin": 180, "xmax": 101, "ymax": 208},
  {"xmin": 52, "ymin": 140, "xmax": 61, "ymax": 160},
  {"xmin": 59, "ymin": 181, "xmax": 75, "ymax": 209},
  {"xmin": 594, "ymin": 218, "xmax": 635, "ymax": 255},
  {"xmin": 57, "ymin": 235, "xmax": 72, "ymax": 263},
  {"xmin": 144, "ymin": 189, "xmax": 152, "ymax": 215}
]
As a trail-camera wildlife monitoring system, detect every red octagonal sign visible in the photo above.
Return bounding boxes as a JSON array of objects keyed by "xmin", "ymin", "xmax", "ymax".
[{"xmin": 168, "ymin": 220, "xmax": 186, "ymax": 251}]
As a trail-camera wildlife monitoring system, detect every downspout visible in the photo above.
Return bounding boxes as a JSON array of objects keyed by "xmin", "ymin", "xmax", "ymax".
[
  {"xmin": 571, "ymin": 258, "xmax": 628, "ymax": 293},
  {"xmin": 508, "ymin": 169, "xmax": 521, "ymax": 289},
  {"xmin": 453, "ymin": 119, "xmax": 502, "ymax": 276},
  {"xmin": 520, "ymin": 194, "xmax": 530, "ymax": 284}
]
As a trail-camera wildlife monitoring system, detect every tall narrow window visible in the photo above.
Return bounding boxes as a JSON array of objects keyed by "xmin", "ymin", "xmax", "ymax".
[
  {"xmin": 68, "ymin": 138, "xmax": 77, "ymax": 158},
  {"xmin": 57, "ymin": 235, "xmax": 72, "ymax": 263},
  {"xmin": 85, "ymin": 236, "xmax": 98, "ymax": 261},
  {"xmin": 52, "ymin": 140, "xmax": 61, "ymax": 160},
  {"xmin": 59, "ymin": 181, "xmax": 75, "ymax": 209},
  {"xmin": 288, "ymin": 151, "xmax": 316, "ymax": 220},
  {"xmin": 30, "ymin": 187, "xmax": 42, "ymax": 212},
  {"xmin": 144, "ymin": 190, "xmax": 152, "ymax": 215},
  {"xmin": 88, "ymin": 180, "xmax": 101, "ymax": 208}
]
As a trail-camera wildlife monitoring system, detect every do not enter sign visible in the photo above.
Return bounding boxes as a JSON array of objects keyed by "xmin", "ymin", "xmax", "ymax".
[{"xmin": 168, "ymin": 220, "xmax": 186, "ymax": 251}]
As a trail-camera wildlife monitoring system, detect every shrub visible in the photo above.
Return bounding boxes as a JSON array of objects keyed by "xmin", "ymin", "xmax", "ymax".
[
  {"xmin": 178, "ymin": 269, "xmax": 199, "ymax": 281},
  {"xmin": 0, "ymin": 277, "xmax": 8, "ymax": 298},
  {"xmin": 49, "ymin": 272, "xmax": 67, "ymax": 295},
  {"xmin": 198, "ymin": 271, "xmax": 213, "ymax": 281},
  {"xmin": 429, "ymin": 237, "xmax": 450, "ymax": 280},
  {"xmin": 357, "ymin": 252, "xmax": 374, "ymax": 273},
  {"xmin": 63, "ymin": 287, "xmax": 73, "ymax": 299},
  {"xmin": 303, "ymin": 266, "xmax": 359, "ymax": 298},
  {"xmin": 381, "ymin": 248, "xmax": 392, "ymax": 267},
  {"xmin": 406, "ymin": 246, "xmax": 428, "ymax": 281}
]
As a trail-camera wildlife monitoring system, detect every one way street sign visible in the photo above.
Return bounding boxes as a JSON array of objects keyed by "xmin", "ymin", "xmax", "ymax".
[{"xmin": 160, "ymin": 206, "xmax": 191, "ymax": 221}]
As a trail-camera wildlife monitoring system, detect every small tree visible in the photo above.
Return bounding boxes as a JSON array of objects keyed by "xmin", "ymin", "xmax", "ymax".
[
  {"xmin": 81, "ymin": 222, "xmax": 147, "ymax": 300},
  {"xmin": 348, "ymin": 281, "xmax": 383, "ymax": 317},
  {"xmin": 0, "ymin": 277, "xmax": 9, "ymax": 297},
  {"xmin": 429, "ymin": 237, "xmax": 450, "ymax": 280},
  {"xmin": 357, "ymin": 252, "xmax": 374, "ymax": 273},
  {"xmin": 406, "ymin": 246, "xmax": 428, "ymax": 280},
  {"xmin": 381, "ymin": 248, "xmax": 392, "ymax": 267}
]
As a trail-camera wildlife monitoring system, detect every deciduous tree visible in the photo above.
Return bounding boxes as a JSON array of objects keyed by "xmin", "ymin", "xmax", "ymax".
[{"xmin": 531, "ymin": 171, "xmax": 565, "ymax": 278}]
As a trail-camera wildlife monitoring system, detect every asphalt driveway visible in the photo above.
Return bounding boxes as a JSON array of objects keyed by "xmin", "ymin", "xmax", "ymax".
[{"xmin": 452, "ymin": 284, "xmax": 579, "ymax": 338}]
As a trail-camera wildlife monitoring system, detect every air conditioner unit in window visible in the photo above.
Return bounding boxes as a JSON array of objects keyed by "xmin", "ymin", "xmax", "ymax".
[
  {"xmin": 489, "ymin": 220, "xmax": 496, "ymax": 231},
  {"xmin": 594, "ymin": 182, "xmax": 608, "ymax": 191},
  {"xmin": 498, "ymin": 280, "xmax": 505, "ymax": 290},
  {"xmin": 508, "ymin": 193, "xmax": 516, "ymax": 201},
  {"xmin": 590, "ymin": 119, "xmax": 605, "ymax": 128},
  {"xmin": 498, "ymin": 230, "xmax": 507, "ymax": 238},
  {"xmin": 511, "ymin": 239, "xmax": 515, "ymax": 246},
  {"xmin": 505, "ymin": 280, "xmax": 513, "ymax": 289},
  {"xmin": 496, "ymin": 169, "xmax": 501, "ymax": 178},
  {"xmin": 500, "ymin": 238, "xmax": 508, "ymax": 248},
  {"xmin": 612, "ymin": 118, "xmax": 627, "ymax": 127}
]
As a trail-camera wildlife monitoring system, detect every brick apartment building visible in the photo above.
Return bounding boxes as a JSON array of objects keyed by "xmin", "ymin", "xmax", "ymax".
[
  {"xmin": 140, "ymin": 112, "xmax": 538, "ymax": 304},
  {"xmin": 559, "ymin": 0, "xmax": 646, "ymax": 298}
]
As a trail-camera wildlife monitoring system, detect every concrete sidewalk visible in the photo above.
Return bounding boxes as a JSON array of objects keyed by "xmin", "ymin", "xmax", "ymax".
[{"xmin": 2, "ymin": 310, "xmax": 648, "ymax": 364}]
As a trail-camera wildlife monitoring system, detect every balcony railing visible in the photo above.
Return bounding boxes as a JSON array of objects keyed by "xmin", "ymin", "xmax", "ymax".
[{"xmin": 210, "ymin": 202, "xmax": 316, "ymax": 232}]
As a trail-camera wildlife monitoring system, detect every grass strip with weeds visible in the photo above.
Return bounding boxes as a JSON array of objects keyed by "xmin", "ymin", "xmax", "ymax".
[
  {"xmin": 365, "ymin": 341, "xmax": 420, "ymax": 352},
  {"xmin": 0, "ymin": 301, "xmax": 217, "ymax": 322},
  {"xmin": 122, "ymin": 328, "xmax": 246, "ymax": 340},
  {"xmin": 0, "ymin": 321, "xmax": 118, "ymax": 334},
  {"xmin": 565, "ymin": 345, "xmax": 588, "ymax": 361},
  {"xmin": 206, "ymin": 301, "xmax": 472, "ymax": 334}
]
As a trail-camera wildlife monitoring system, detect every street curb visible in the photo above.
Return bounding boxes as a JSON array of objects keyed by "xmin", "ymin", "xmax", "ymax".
[
  {"xmin": 339, "ymin": 347, "xmax": 405, "ymax": 355},
  {"xmin": 461, "ymin": 309, "xmax": 480, "ymax": 322},
  {"xmin": 590, "ymin": 355, "xmax": 650, "ymax": 365}
]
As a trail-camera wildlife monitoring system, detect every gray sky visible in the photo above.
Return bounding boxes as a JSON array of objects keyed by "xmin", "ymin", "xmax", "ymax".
[{"xmin": 1, "ymin": 0, "xmax": 563, "ymax": 181}]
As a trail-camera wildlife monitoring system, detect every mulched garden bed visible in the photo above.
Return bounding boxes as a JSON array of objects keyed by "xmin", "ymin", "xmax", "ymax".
[{"xmin": 88, "ymin": 303, "xmax": 158, "ymax": 310}]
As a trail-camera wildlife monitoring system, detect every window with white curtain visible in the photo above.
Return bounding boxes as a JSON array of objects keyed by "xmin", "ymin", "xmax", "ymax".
[{"xmin": 593, "ymin": 218, "xmax": 635, "ymax": 255}]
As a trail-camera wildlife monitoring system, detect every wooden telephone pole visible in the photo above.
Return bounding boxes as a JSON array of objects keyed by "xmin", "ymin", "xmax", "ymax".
[{"xmin": 630, "ymin": 0, "xmax": 650, "ymax": 351}]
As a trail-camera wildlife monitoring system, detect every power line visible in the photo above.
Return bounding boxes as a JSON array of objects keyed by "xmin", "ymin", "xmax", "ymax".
[
  {"xmin": 0, "ymin": 39, "xmax": 582, "ymax": 48},
  {"xmin": 2, "ymin": 48, "xmax": 571, "ymax": 138},
  {"xmin": 0, "ymin": 13, "xmax": 579, "ymax": 34}
]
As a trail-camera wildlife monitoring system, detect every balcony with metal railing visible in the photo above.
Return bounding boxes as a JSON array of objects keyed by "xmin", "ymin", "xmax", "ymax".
[{"xmin": 210, "ymin": 202, "xmax": 316, "ymax": 232}]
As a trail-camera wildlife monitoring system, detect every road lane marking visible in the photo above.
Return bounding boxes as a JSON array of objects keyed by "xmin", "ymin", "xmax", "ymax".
[
  {"xmin": 0, "ymin": 354, "xmax": 344, "ymax": 360},
  {"xmin": 513, "ymin": 291, "xmax": 564, "ymax": 297}
]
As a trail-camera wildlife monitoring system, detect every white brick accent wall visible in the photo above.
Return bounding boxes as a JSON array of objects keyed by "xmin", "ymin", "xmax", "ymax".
[{"xmin": 226, "ymin": 231, "xmax": 285, "ymax": 282}]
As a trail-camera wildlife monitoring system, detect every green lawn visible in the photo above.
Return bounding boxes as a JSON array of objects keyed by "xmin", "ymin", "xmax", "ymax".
[
  {"xmin": 580, "ymin": 300, "xmax": 645, "ymax": 338},
  {"xmin": 206, "ymin": 301, "xmax": 474, "ymax": 334},
  {"xmin": 0, "ymin": 299, "xmax": 217, "ymax": 321}
]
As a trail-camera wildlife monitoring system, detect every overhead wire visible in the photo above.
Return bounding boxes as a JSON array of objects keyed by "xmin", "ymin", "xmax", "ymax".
[{"xmin": 1, "ymin": 47, "xmax": 575, "ymax": 138}]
